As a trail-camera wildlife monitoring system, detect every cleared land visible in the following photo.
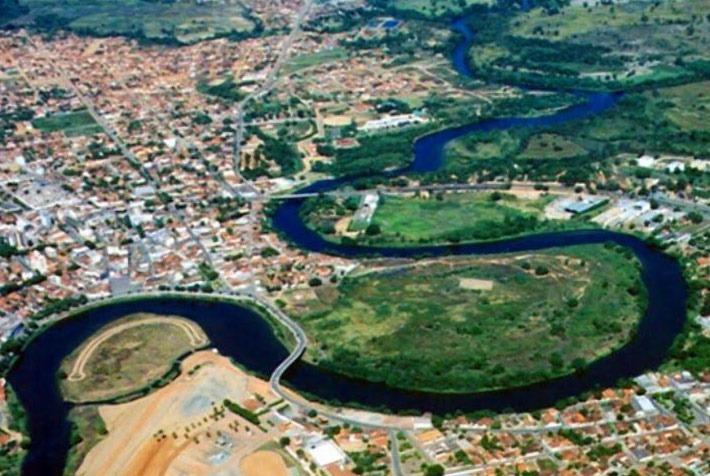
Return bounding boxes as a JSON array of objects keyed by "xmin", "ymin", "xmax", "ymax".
[
  {"xmin": 284, "ymin": 244, "xmax": 647, "ymax": 393},
  {"xmin": 302, "ymin": 191, "xmax": 592, "ymax": 245},
  {"xmin": 59, "ymin": 313, "xmax": 208, "ymax": 403},
  {"xmin": 240, "ymin": 450, "xmax": 289, "ymax": 476},
  {"xmin": 77, "ymin": 351, "xmax": 283, "ymax": 476}
]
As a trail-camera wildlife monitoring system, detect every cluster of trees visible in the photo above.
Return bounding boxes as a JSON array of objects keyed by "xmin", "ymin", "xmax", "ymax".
[
  {"xmin": 223, "ymin": 399, "xmax": 260, "ymax": 426},
  {"xmin": 440, "ymin": 213, "xmax": 539, "ymax": 243},
  {"xmin": 0, "ymin": 107, "xmax": 34, "ymax": 142},
  {"xmin": 256, "ymin": 132, "xmax": 303, "ymax": 177},
  {"xmin": 0, "ymin": 0, "xmax": 27, "ymax": 24},
  {"xmin": 464, "ymin": 0, "xmax": 705, "ymax": 92},
  {"xmin": 0, "ymin": 238, "xmax": 21, "ymax": 259},
  {"xmin": 196, "ymin": 76, "xmax": 246, "ymax": 102},
  {"xmin": 314, "ymin": 126, "xmax": 430, "ymax": 177},
  {"xmin": 12, "ymin": 2, "xmax": 264, "ymax": 46},
  {"xmin": 0, "ymin": 273, "xmax": 47, "ymax": 298},
  {"xmin": 350, "ymin": 450, "xmax": 388, "ymax": 475}
]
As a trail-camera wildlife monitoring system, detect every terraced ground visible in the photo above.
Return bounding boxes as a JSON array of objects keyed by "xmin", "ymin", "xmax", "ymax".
[{"xmin": 284, "ymin": 244, "xmax": 647, "ymax": 393}]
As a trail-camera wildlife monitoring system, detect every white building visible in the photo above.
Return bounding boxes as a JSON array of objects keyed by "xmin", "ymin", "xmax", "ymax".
[
  {"xmin": 304, "ymin": 436, "xmax": 347, "ymax": 467},
  {"xmin": 361, "ymin": 114, "xmax": 428, "ymax": 132}
]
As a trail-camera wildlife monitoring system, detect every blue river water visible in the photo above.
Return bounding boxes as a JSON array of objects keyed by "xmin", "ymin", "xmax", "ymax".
[{"xmin": 7, "ymin": 15, "xmax": 687, "ymax": 476}]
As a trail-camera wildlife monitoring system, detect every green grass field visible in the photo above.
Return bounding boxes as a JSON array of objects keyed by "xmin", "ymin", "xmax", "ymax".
[
  {"xmin": 369, "ymin": 192, "xmax": 555, "ymax": 243},
  {"xmin": 286, "ymin": 244, "xmax": 646, "ymax": 393},
  {"xmin": 284, "ymin": 48, "xmax": 348, "ymax": 74},
  {"xmin": 59, "ymin": 313, "xmax": 208, "ymax": 403},
  {"xmin": 389, "ymin": 0, "xmax": 493, "ymax": 19},
  {"xmin": 518, "ymin": 133, "xmax": 588, "ymax": 160},
  {"xmin": 302, "ymin": 191, "xmax": 594, "ymax": 246},
  {"xmin": 32, "ymin": 110, "xmax": 101, "ymax": 137}
]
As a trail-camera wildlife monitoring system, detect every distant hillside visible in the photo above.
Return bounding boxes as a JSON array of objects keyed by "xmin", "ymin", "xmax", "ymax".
[
  {"xmin": 1, "ymin": 0, "xmax": 262, "ymax": 45},
  {"xmin": 0, "ymin": 0, "xmax": 28, "ymax": 24}
]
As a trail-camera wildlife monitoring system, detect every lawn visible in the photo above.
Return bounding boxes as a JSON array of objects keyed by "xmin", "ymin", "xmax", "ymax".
[
  {"xmin": 285, "ymin": 244, "xmax": 647, "ymax": 393},
  {"xmin": 32, "ymin": 110, "xmax": 101, "ymax": 137},
  {"xmin": 59, "ymin": 313, "xmax": 208, "ymax": 403},
  {"xmin": 370, "ymin": 192, "xmax": 556, "ymax": 244}
]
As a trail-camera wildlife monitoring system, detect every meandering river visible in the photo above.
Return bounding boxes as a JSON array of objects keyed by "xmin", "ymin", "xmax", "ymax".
[{"xmin": 8, "ymin": 16, "xmax": 687, "ymax": 476}]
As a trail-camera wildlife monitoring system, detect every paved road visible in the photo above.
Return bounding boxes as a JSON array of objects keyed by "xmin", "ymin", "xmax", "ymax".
[
  {"xmin": 231, "ymin": 0, "xmax": 314, "ymax": 197},
  {"xmin": 389, "ymin": 430, "xmax": 406, "ymax": 476},
  {"xmin": 652, "ymin": 191, "xmax": 710, "ymax": 216}
]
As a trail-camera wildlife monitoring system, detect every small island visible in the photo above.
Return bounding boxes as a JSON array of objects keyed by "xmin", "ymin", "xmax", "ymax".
[{"xmin": 58, "ymin": 313, "xmax": 209, "ymax": 403}]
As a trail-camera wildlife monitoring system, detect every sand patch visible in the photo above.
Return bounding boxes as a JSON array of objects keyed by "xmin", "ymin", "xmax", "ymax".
[{"xmin": 458, "ymin": 277, "xmax": 494, "ymax": 291}]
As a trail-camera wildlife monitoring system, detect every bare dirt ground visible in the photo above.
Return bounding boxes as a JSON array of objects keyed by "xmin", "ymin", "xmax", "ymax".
[
  {"xmin": 77, "ymin": 351, "xmax": 282, "ymax": 476},
  {"xmin": 458, "ymin": 277, "xmax": 494, "ymax": 291},
  {"xmin": 240, "ymin": 450, "xmax": 289, "ymax": 476}
]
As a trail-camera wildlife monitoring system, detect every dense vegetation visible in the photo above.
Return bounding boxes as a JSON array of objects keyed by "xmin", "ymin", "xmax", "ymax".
[
  {"xmin": 0, "ymin": 0, "xmax": 27, "ymax": 24},
  {"xmin": 223, "ymin": 399, "xmax": 260, "ymax": 426},
  {"xmin": 243, "ymin": 130, "xmax": 304, "ymax": 179},
  {"xmin": 444, "ymin": 82, "xmax": 710, "ymax": 186},
  {"xmin": 3, "ymin": 0, "xmax": 261, "ymax": 45},
  {"xmin": 287, "ymin": 245, "xmax": 646, "ymax": 393},
  {"xmin": 63, "ymin": 406, "xmax": 108, "ymax": 476},
  {"xmin": 313, "ymin": 125, "xmax": 433, "ymax": 178},
  {"xmin": 0, "ymin": 385, "xmax": 28, "ymax": 476},
  {"xmin": 465, "ymin": 0, "xmax": 709, "ymax": 91},
  {"xmin": 196, "ymin": 76, "xmax": 247, "ymax": 103}
]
